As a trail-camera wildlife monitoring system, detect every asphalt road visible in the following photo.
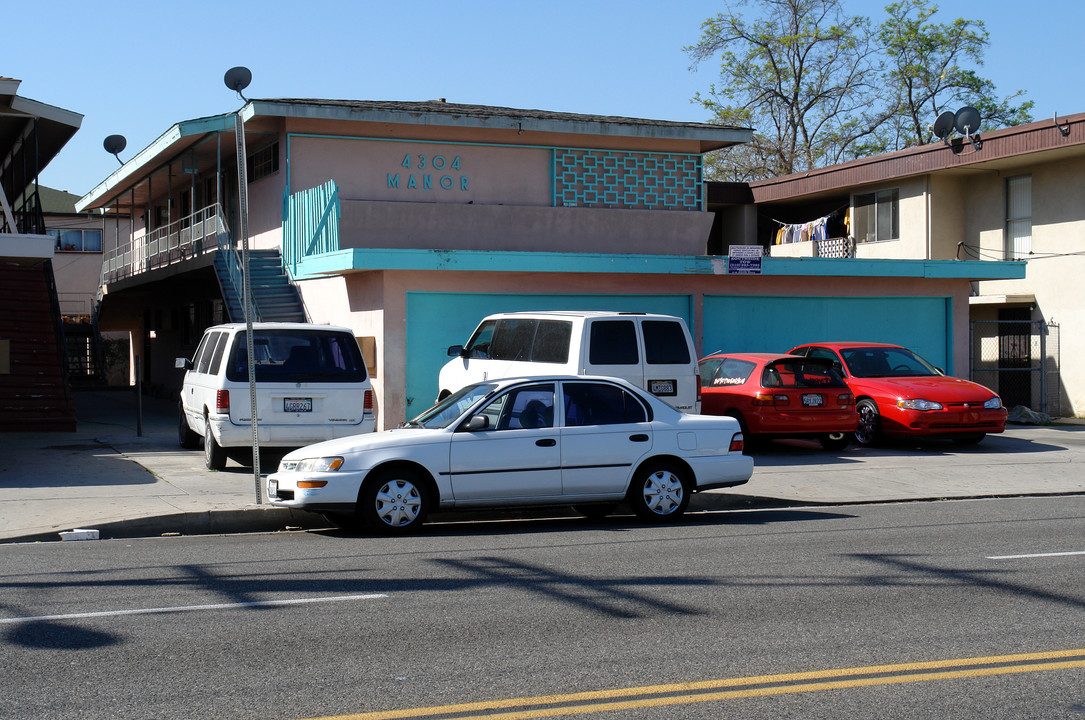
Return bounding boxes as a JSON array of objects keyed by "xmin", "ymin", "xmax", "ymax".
[{"xmin": 2, "ymin": 496, "xmax": 1083, "ymax": 720}]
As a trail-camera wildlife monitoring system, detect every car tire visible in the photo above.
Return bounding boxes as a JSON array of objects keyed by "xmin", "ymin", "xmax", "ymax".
[
  {"xmin": 627, "ymin": 461, "xmax": 690, "ymax": 523},
  {"xmin": 952, "ymin": 433, "xmax": 986, "ymax": 445},
  {"xmin": 359, "ymin": 468, "xmax": 430, "ymax": 535},
  {"xmin": 819, "ymin": 432, "xmax": 850, "ymax": 451},
  {"xmin": 574, "ymin": 503, "xmax": 618, "ymax": 520},
  {"xmin": 855, "ymin": 399, "xmax": 881, "ymax": 446},
  {"xmin": 203, "ymin": 420, "xmax": 228, "ymax": 471},
  {"xmin": 178, "ymin": 403, "xmax": 200, "ymax": 449}
]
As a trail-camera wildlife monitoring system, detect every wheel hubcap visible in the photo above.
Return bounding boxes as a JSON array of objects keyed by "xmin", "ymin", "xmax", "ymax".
[
  {"xmin": 642, "ymin": 470, "xmax": 683, "ymax": 515},
  {"xmin": 375, "ymin": 479, "xmax": 421, "ymax": 527},
  {"xmin": 856, "ymin": 405, "xmax": 877, "ymax": 444}
]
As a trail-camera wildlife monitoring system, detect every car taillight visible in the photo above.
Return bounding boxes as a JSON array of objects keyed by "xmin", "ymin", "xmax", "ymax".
[
  {"xmin": 753, "ymin": 393, "xmax": 789, "ymax": 407},
  {"xmin": 363, "ymin": 390, "xmax": 373, "ymax": 413},
  {"xmin": 729, "ymin": 433, "xmax": 744, "ymax": 452},
  {"xmin": 696, "ymin": 374, "xmax": 702, "ymax": 402},
  {"xmin": 216, "ymin": 390, "xmax": 230, "ymax": 413},
  {"xmin": 838, "ymin": 393, "xmax": 854, "ymax": 407}
]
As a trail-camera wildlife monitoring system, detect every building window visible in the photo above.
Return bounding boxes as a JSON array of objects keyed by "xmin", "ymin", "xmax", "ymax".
[
  {"xmin": 248, "ymin": 141, "xmax": 279, "ymax": 183},
  {"xmin": 1006, "ymin": 175, "xmax": 1032, "ymax": 260},
  {"xmin": 49, "ymin": 228, "xmax": 103, "ymax": 252},
  {"xmin": 852, "ymin": 189, "xmax": 899, "ymax": 243}
]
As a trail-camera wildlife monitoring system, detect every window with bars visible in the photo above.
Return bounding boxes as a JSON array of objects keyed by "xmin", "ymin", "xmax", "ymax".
[
  {"xmin": 852, "ymin": 189, "xmax": 899, "ymax": 243},
  {"xmin": 1005, "ymin": 175, "xmax": 1032, "ymax": 260},
  {"xmin": 247, "ymin": 141, "xmax": 280, "ymax": 183}
]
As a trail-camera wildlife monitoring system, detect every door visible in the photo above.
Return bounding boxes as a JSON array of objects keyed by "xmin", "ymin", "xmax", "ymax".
[
  {"xmin": 449, "ymin": 383, "xmax": 561, "ymax": 502},
  {"xmin": 559, "ymin": 381, "xmax": 652, "ymax": 496},
  {"xmin": 583, "ymin": 319, "xmax": 644, "ymax": 388}
]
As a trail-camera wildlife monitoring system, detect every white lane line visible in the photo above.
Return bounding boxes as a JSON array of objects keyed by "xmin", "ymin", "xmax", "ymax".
[
  {"xmin": 0, "ymin": 593, "xmax": 387, "ymax": 625},
  {"xmin": 987, "ymin": 551, "xmax": 1085, "ymax": 560}
]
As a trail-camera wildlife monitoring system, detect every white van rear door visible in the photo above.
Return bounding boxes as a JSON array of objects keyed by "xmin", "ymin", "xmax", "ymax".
[
  {"xmin": 640, "ymin": 319, "xmax": 698, "ymax": 412},
  {"xmin": 582, "ymin": 319, "xmax": 644, "ymax": 388}
]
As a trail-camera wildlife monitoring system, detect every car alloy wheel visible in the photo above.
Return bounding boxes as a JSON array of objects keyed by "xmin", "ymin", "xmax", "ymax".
[
  {"xmin": 629, "ymin": 462, "xmax": 690, "ymax": 522},
  {"xmin": 855, "ymin": 399, "xmax": 880, "ymax": 446}
]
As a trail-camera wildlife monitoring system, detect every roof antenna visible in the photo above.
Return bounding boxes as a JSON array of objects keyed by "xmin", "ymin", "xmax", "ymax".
[
  {"xmin": 223, "ymin": 66, "xmax": 252, "ymax": 102},
  {"xmin": 103, "ymin": 135, "xmax": 127, "ymax": 165}
]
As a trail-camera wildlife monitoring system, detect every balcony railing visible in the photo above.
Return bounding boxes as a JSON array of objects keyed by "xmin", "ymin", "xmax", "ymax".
[{"xmin": 101, "ymin": 203, "xmax": 229, "ymax": 284}]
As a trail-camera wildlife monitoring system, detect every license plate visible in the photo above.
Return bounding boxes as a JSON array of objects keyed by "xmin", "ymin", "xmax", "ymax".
[
  {"xmin": 284, "ymin": 397, "xmax": 312, "ymax": 412},
  {"xmin": 649, "ymin": 379, "xmax": 676, "ymax": 396},
  {"xmin": 268, "ymin": 479, "xmax": 278, "ymax": 498},
  {"xmin": 802, "ymin": 393, "xmax": 824, "ymax": 407}
]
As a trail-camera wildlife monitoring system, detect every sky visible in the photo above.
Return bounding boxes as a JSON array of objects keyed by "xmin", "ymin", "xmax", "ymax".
[{"xmin": 7, "ymin": 0, "xmax": 1083, "ymax": 197}]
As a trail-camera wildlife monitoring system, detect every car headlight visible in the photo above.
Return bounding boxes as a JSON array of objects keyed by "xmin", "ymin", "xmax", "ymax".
[
  {"xmin": 984, "ymin": 397, "xmax": 1002, "ymax": 409},
  {"xmin": 897, "ymin": 398, "xmax": 943, "ymax": 411},
  {"xmin": 295, "ymin": 457, "xmax": 344, "ymax": 472}
]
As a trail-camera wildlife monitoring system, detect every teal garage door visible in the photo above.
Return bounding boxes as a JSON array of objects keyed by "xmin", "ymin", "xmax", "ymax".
[
  {"xmin": 702, "ymin": 294, "xmax": 952, "ymax": 367},
  {"xmin": 405, "ymin": 292, "xmax": 693, "ymax": 418}
]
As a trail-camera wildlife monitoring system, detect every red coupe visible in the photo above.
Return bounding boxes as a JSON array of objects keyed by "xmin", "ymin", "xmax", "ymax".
[
  {"xmin": 787, "ymin": 342, "xmax": 1007, "ymax": 446},
  {"xmin": 698, "ymin": 352, "xmax": 857, "ymax": 450}
]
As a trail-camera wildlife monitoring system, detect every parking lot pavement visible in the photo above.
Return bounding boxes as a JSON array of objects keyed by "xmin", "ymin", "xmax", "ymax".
[{"xmin": 1, "ymin": 388, "xmax": 1083, "ymax": 543}]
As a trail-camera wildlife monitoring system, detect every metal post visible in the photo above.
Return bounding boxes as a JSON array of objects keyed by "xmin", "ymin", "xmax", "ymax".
[
  {"xmin": 134, "ymin": 354, "xmax": 143, "ymax": 437},
  {"xmin": 233, "ymin": 111, "xmax": 261, "ymax": 503}
]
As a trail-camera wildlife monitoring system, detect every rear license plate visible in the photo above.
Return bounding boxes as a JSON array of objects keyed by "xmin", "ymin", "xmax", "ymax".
[
  {"xmin": 802, "ymin": 393, "xmax": 824, "ymax": 407},
  {"xmin": 649, "ymin": 379, "xmax": 676, "ymax": 396},
  {"xmin": 284, "ymin": 397, "xmax": 312, "ymax": 412}
]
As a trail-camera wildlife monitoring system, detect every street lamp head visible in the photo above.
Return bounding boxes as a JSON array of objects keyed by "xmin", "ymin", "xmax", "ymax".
[{"xmin": 224, "ymin": 66, "xmax": 252, "ymax": 102}]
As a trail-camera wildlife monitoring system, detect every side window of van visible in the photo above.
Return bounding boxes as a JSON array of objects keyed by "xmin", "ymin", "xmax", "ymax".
[
  {"xmin": 531, "ymin": 320, "xmax": 572, "ymax": 363},
  {"xmin": 490, "ymin": 319, "xmax": 537, "ymax": 361},
  {"xmin": 196, "ymin": 332, "xmax": 223, "ymax": 374},
  {"xmin": 642, "ymin": 320, "xmax": 691, "ymax": 364},
  {"xmin": 208, "ymin": 333, "xmax": 230, "ymax": 375},
  {"xmin": 588, "ymin": 320, "xmax": 638, "ymax": 365},
  {"xmin": 189, "ymin": 333, "xmax": 211, "ymax": 373},
  {"xmin": 464, "ymin": 320, "xmax": 497, "ymax": 358},
  {"xmin": 563, "ymin": 382, "xmax": 648, "ymax": 426}
]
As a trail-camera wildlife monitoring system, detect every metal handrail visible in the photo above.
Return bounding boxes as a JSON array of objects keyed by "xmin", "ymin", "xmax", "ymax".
[{"xmin": 99, "ymin": 203, "xmax": 228, "ymax": 285}]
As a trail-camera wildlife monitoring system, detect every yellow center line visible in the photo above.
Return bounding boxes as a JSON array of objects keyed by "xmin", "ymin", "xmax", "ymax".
[{"xmin": 301, "ymin": 649, "xmax": 1085, "ymax": 720}]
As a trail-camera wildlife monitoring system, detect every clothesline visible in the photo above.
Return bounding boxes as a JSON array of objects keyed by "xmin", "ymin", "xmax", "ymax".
[{"xmin": 771, "ymin": 206, "xmax": 851, "ymax": 245}]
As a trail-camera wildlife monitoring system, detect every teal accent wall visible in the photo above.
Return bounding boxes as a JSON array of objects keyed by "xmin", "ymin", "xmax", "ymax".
[
  {"xmin": 405, "ymin": 292, "xmax": 694, "ymax": 418},
  {"xmin": 702, "ymin": 295, "xmax": 953, "ymax": 370}
]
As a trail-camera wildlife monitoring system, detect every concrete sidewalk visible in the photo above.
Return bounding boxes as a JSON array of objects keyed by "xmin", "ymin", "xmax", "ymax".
[{"xmin": 1, "ymin": 388, "xmax": 1083, "ymax": 543}]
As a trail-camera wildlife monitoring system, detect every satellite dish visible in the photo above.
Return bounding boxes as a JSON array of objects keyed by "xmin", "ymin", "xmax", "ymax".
[
  {"xmin": 932, "ymin": 111, "xmax": 955, "ymax": 141},
  {"xmin": 103, "ymin": 134, "xmax": 127, "ymax": 165},
  {"xmin": 224, "ymin": 66, "xmax": 252, "ymax": 101},
  {"xmin": 954, "ymin": 106, "xmax": 981, "ymax": 136}
]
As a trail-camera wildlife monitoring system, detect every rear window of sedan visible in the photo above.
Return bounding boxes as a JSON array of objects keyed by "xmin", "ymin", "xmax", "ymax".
[
  {"xmin": 703, "ymin": 358, "xmax": 757, "ymax": 387},
  {"xmin": 763, "ymin": 360, "xmax": 847, "ymax": 388}
]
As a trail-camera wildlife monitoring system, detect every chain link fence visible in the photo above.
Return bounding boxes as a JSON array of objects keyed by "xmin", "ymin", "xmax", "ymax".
[{"xmin": 970, "ymin": 320, "xmax": 1060, "ymax": 417}]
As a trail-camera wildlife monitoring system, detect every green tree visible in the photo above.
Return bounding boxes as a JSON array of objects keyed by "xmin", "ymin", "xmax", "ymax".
[
  {"xmin": 687, "ymin": 0, "xmax": 886, "ymax": 180},
  {"xmin": 873, "ymin": 0, "xmax": 1032, "ymax": 150}
]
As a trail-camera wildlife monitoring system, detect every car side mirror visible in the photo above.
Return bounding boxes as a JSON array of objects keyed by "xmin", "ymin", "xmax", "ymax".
[
  {"xmin": 448, "ymin": 345, "xmax": 465, "ymax": 358},
  {"xmin": 175, "ymin": 357, "xmax": 193, "ymax": 370},
  {"xmin": 463, "ymin": 415, "xmax": 489, "ymax": 432},
  {"xmin": 935, "ymin": 367, "xmax": 945, "ymax": 375}
]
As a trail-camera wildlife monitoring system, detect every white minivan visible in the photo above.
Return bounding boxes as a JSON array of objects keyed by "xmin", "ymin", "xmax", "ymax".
[
  {"xmin": 438, "ymin": 311, "xmax": 701, "ymax": 413},
  {"xmin": 177, "ymin": 322, "xmax": 375, "ymax": 470}
]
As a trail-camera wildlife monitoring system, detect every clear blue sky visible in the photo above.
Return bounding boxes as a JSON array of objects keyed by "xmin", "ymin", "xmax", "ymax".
[{"xmin": 9, "ymin": 0, "xmax": 1081, "ymax": 197}]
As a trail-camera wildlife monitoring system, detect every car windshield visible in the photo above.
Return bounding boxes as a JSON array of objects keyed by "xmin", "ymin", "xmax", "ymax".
[
  {"xmin": 841, "ymin": 347, "xmax": 939, "ymax": 378},
  {"xmin": 407, "ymin": 383, "xmax": 498, "ymax": 429}
]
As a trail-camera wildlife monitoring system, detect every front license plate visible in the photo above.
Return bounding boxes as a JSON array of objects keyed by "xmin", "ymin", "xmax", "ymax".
[
  {"xmin": 649, "ymin": 379, "xmax": 676, "ymax": 396},
  {"xmin": 268, "ymin": 479, "xmax": 278, "ymax": 498},
  {"xmin": 802, "ymin": 393, "xmax": 824, "ymax": 407},
  {"xmin": 284, "ymin": 397, "xmax": 312, "ymax": 413}
]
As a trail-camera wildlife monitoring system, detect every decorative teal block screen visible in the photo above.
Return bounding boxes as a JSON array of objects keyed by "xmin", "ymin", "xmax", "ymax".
[{"xmin": 553, "ymin": 149, "xmax": 702, "ymax": 210}]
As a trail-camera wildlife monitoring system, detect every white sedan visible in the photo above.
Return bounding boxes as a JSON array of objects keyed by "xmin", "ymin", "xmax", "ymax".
[{"xmin": 268, "ymin": 376, "xmax": 753, "ymax": 534}]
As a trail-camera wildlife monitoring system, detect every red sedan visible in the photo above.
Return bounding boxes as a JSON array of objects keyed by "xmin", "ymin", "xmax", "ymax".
[
  {"xmin": 787, "ymin": 342, "xmax": 1007, "ymax": 446},
  {"xmin": 698, "ymin": 352, "xmax": 857, "ymax": 450}
]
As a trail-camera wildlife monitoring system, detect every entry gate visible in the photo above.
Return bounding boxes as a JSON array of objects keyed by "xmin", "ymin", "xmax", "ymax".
[{"xmin": 970, "ymin": 320, "xmax": 1060, "ymax": 416}]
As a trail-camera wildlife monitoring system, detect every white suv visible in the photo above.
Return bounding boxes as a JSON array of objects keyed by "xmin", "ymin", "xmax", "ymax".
[
  {"xmin": 177, "ymin": 323, "xmax": 375, "ymax": 469},
  {"xmin": 438, "ymin": 311, "xmax": 701, "ymax": 413}
]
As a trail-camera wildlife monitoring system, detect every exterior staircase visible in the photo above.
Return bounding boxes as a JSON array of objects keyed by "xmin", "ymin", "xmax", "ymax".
[
  {"xmin": 0, "ymin": 261, "xmax": 77, "ymax": 431},
  {"xmin": 213, "ymin": 249, "xmax": 307, "ymax": 323}
]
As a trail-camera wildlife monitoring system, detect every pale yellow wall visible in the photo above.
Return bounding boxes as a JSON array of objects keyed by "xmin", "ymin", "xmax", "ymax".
[{"xmin": 854, "ymin": 177, "xmax": 928, "ymax": 260}]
